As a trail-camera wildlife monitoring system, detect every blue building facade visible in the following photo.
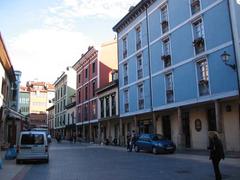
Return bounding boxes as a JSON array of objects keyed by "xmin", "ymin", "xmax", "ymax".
[{"xmin": 113, "ymin": 0, "xmax": 240, "ymax": 151}]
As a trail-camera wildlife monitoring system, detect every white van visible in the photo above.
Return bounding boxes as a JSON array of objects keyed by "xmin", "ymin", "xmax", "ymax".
[{"xmin": 16, "ymin": 131, "xmax": 49, "ymax": 164}]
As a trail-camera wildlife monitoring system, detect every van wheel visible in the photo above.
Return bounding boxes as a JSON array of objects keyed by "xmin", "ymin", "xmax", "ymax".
[
  {"xmin": 16, "ymin": 160, "xmax": 21, "ymax": 164},
  {"xmin": 134, "ymin": 145, "xmax": 139, "ymax": 152},
  {"xmin": 152, "ymin": 147, "xmax": 158, "ymax": 154}
]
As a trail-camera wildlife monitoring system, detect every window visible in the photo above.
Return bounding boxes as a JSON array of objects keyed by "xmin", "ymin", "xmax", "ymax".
[
  {"xmin": 78, "ymin": 90, "xmax": 81, "ymax": 104},
  {"xmin": 137, "ymin": 54, "xmax": 143, "ymax": 79},
  {"xmin": 138, "ymin": 84, "xmax": 144, "ymax": 110},
  {"xmin": 85, "ymin": 86, "xmax": 88, "ymax": 100},
  {"xmin": 191, "ymin": 0, "xmax": 201, "ymax": 15},
  {"xmin": 136, "ymin": 26, "xmax": 141, "ymax": 50},
  {"xmin": 92, "ymin": 81, "xmax": 96, "ymax": 97},
  {"xmin": 84, "ymin": 104, "xmax": 88, "ymax": 121},
  {"xmin": 193, "ymin": 18, "xmax": 205, "ymax": 54},
  {"xmin": 197, "ymin": 59, "xmax": 209, "ymax": 96},
  {"xmin": 85, "ymin": 68, "xmax": 88, "ymax": 79},
  {"xmin": 92, "ymin": 62, "xmax": 96, "ymax": 74},
  {"xmin": 78, "ymin": 74, "xmax": 81, "ymax": 84},
  {"xmin": 161, "ymin": 5, "xmax": 169, "ymax": 34},
  {"xmin": 161, "ymin": 37, "xmax": 171, "ymax": 68},
  {"xmin": 122, "ymin": 37, "xmax": 127, "ymax": 59},
  {"xmin": 124, "ymin": 89, "xmax": 129, "ymax": 112},
  {"xmin": 165, "ymin": 73, "xmax": 174, "ymax": 103},
  {"xmin": 100, "ymin": 98, "xmax": 104, "ymax": 118},
  {"xmin": 123, "ymin": 63, "xmax": 128, "ymax": 85}
]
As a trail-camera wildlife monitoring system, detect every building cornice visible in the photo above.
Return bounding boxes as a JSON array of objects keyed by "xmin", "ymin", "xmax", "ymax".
[
  {"xmin": 113, "ymin": 0, "xmax": 156, "ymax": 33},
  {"xmin": 0, "ymin": 33, "xmax": 16, "ymax": 81}
]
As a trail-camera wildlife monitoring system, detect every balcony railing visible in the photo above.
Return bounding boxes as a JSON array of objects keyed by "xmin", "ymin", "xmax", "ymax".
[
  {"xmin": 138, "ymin": 99, "xmax": 144, "ymax": 110},
  {"xmin": 137, "ymin": 69, "xmax": 143, "ymax": 79}
]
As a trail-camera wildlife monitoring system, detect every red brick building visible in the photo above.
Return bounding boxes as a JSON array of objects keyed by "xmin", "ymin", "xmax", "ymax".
[{"xmin": 73, "ymin": 40, "xmax": 117, "ymax": 142}]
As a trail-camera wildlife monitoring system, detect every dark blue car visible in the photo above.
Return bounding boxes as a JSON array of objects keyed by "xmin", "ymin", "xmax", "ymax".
[{"xmin": 134, "ymin": 133, "xmax": 176, "ymax": 154}]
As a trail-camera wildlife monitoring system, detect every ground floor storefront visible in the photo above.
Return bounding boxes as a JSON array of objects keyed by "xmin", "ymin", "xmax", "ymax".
[{"xmin": 119, "ymin": 98, "xmax": 240, "ymax": 152}]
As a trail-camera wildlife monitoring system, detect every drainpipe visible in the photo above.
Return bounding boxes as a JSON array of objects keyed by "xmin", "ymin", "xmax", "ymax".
[{"xmin": 145, "ymin": 4, "xmax": 155, "ymax": 133}]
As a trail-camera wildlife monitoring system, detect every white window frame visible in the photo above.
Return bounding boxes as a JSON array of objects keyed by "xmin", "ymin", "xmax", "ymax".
[
  {"xmin": 123, "ymin": 63, "xmax": 128, "ymax": 85},
  {"xmin": 137, "ymin": 83, "xmax": 144, "ymax": 110},
  {"xmin": 137, "ymin": 54, "xmax": 143, "ymax": 79},
  {"xmin": 135, "ymin": 25, "xmax": 142, "ymax": 51},
  {"xmin": 124, "ymin": 89, "xmax": 129, "ymax": 112},
  {"xmin": 122, "ymin": 36, "xmax": 128, "ymax": 59}
]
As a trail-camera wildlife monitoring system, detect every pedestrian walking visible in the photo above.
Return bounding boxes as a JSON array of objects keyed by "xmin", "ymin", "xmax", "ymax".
[
  {"xmin": 129, "ymin": 130, "xmax": 137, "ymax": 152},
  {"xmin": 126, "ymin": 131, "xmax": 131, "ymax": 152},
  {"xmin": 72, "ymin": 132, "xmax": 77, "ymax": 144},
  {"xmin": 208, "ymin": 131, "xmax": 225, "ymax": 180}
]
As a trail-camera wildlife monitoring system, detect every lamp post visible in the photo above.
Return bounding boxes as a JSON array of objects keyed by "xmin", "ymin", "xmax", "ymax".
[{"xmin": 221, "ymin": 51, "xmax": 236, "ymax": 71}]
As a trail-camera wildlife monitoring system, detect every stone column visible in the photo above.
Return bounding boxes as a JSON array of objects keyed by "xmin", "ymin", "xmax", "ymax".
[
  {"xmin": 98, "ymin": 122, "xmax": 101, "ymax": 144},
  {"xmin": 215, "ymin": 100, "xmax": 222, "ymax": 132},
  {"xmin": 177, "ymin": 107, "xmax": 183, "ymax": 148},
  {"xmin": 133, "ymin": 116, "xmax": 137, "ymax": 133},
  {"xmin": 152, "ymin": 112, "xmax": 157, "ymax": 134},
  {"xmin": 119, "ymin": 118, "xmax": 123, "ymax": 146}
]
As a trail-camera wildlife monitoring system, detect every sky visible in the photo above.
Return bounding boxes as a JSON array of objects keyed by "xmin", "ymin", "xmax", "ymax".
[{"xmin": 0, "ymin": 0, "xmax": 139, "ymax": 85}]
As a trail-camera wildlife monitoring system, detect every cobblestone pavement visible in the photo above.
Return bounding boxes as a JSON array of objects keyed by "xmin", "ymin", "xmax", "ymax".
[{"xmin": 1, "ymin": 141, "xmax": 240, "ymax": 180}]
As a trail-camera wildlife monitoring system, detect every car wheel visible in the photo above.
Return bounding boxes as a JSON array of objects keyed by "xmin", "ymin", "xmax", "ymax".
[
  {"xmin": 152, "ymin": 147, "xmax": 158, "ymax": 154},
  {"xmin": 134, "ymin": 145, "xmax": 139, "ymax": 152}
]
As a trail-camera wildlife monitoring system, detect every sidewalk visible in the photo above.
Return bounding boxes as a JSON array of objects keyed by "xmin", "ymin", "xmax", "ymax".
[{"xmin": 0, "ymin": 150, "xmax": 27, "ymax": 180}]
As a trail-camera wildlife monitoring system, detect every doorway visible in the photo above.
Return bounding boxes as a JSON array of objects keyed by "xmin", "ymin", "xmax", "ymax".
[
  {"xmin": 162, "ymin": 115, "xmax": 171, "ymax": 140},
  {"xmin": 182, "ymin": 112, "xmax": 191, "ymax": 148}
]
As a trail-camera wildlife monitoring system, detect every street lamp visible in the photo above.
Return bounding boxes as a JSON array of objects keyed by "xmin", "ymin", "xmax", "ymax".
[{"xmin": 221, "ymin": 51, "xmax": 236, "ymax": 71}]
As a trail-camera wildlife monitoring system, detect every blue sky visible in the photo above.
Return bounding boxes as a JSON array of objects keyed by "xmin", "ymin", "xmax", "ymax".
[{"xmin": 0, "ymin": 0, "xmax": 139, "ymax": 84}]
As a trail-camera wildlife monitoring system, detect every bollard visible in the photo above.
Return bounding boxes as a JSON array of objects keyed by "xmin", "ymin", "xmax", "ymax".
[{"xmin": 0, "ymin": 159, "xmax": 2, "ymax": 169}]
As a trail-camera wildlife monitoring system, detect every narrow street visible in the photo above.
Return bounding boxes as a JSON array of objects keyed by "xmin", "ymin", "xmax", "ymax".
[{"xmin": 10, "ymin": 141, "xmax": 240, "ymax": 180}]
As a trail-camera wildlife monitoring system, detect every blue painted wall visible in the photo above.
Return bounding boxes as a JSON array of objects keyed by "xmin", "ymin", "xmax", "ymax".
[{"xmin": 116, "ymin": 0, "xmax": 239, "ymax": 117}]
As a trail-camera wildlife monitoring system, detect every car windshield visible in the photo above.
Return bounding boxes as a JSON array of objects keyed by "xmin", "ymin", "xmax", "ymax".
[
  {"xmin": 21, "ymin": 134, "xmax": 44, "ymax": 145},
  {"xmin": 151, "ymin": 134, "xmax": 164, "ymax": 141}
]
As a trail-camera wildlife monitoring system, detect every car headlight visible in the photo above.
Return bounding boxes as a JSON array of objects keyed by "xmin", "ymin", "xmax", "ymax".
[{"xmin": 157, "ymin": 143, "xmax": 163, "ymax": 147}]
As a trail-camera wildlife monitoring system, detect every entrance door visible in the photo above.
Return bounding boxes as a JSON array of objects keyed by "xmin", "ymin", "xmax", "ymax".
[
  {"xmin": 162, "ymin": 116, "xmax": 171, "ymax": 140},
  {"xmin": 182, "ymin": 112, "xmax": 191, "ymax": 148}
]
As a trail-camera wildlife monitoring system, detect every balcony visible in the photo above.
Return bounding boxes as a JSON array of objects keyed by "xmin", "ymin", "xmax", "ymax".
[
  {"xmin": 191, "ymin": 0, "xmax": 200, "ymax": 15},
  {"xmin": 137, "ymin": 69, "xmax": 143, "ymax": 79},
  {"xmin": 124, "ymin": 76, "xmax": 128, "ymax": 85},
  {"xmin": 166, "ymin": 89, "xmax": 174, "ymax": 103},
  {"xmin": 136, "ymin": 40, "xmax": 141, "ymax": 50},
  {"xmin": 161, "ymin": 20, "xmax": 169, "ymax": 34},
  {"xmin": 138, "ymin": 99, "xmax": 144, "ymax": 110},
  {"xmin": 193, "ymin": 37, "xmax": 205, "ymax": 54},
  {"xmin": 199, "ymin": 80, "xmax": 209, "ymax": 96},
  {"xmin": 124, "ymin": 103, "xmax": 129, "ymax": 112},
  {"xmin": 123, "ymin": 49, "xmax": 127, "ymax": 59}
]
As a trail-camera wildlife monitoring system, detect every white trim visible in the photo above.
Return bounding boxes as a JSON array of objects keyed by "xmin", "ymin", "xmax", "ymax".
[
  {"xmin": 76, "ymin": 97, "xmax": 98, "ymax": 107},
  {"xmin": 152, "ymin": 41, "xmax": 233, "ymax": 78},
  {"xmin": 120, "ymin": 108, "xmax": 151, "ymax": 118},
  {"xmin": 119, "ymin": 45, "xmax": 148, "ymax": 65},
  {"xmin": 76, "ymin": 119, "xmax": 98, "ymax": 125},
  {"xmin": 153, "ymin": 90, "xmax": 238, "ymax": 112},
  {"xmin": 118, "ymin": 0, "xmax": 167, "ymax": 40},
  {"xmin": 120, "ymin": 76, "xmax": 150, "ymax": 91},
  {"xmin": 77, "ymin": 76, "xmax": 97, "ymax": 91},
  {"xmin": 118, "ymin": 0, "xmax": 223, "ymax": 66}
]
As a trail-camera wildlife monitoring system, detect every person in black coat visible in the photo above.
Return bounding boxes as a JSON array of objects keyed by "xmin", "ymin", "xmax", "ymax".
[{"xmin": 208, "ymin": 131, "xmax": 225, "ymax": 180}]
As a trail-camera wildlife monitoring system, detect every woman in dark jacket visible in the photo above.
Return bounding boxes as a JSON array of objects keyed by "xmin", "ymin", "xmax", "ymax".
[{"xmin": 208, "ymin": 131, "xmax": 225, "ymax": 180}]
